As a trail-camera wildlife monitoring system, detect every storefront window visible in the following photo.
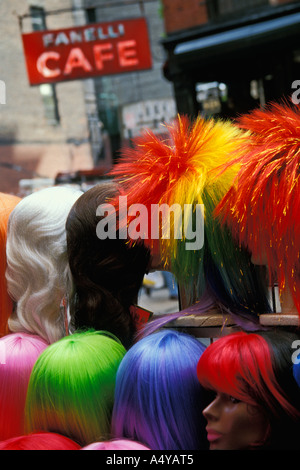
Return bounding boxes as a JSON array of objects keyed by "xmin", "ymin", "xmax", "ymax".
[
  {"xmin": 208, "ymin": 0, "xmax": 269, "ymax": 19},
  {"xmin": 30, "ymin": 6, "xmax": 60, "ymax": 125}
]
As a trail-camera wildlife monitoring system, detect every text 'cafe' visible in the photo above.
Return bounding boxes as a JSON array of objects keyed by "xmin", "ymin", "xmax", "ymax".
[{"xmin": 21, "ymin": 17, "xmax": 152, "ymax": 85}]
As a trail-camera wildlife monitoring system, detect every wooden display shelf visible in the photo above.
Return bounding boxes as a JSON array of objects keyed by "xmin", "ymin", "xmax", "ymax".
[
  {"xmin": 259, "ymin": 313, "xmax": 300, "ymax": 327},
  {"xmin": 157, "ymin": 309, "xmax": 240, "ymax": 338},
  {"xmin": 154, "ymin": 311, "xmax": 300, "ymax": 339}
]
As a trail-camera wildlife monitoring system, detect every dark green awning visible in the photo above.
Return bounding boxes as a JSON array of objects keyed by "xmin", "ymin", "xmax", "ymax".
[{"xmin": 174, "ymin": 10, "xmax": 300, "ymax": 61}]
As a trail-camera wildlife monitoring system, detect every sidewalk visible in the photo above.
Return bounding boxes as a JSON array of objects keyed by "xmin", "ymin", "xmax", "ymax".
[
  {"xmin": 137, "ymin": 285, "xmax": 211, "ymax": 347},
  {"xmin": 138, "ymin": 286, "xmax": 179, "ymax": 316}
]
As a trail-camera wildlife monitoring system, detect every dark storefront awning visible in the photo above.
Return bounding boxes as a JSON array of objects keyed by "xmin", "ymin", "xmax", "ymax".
[
  {"xmin": 174, "ymin": 10, "xmax": 300, "ymax": 59},
  {"xmin": 163, "ymin": 4, "xmax": 300, "ymax": 83}
]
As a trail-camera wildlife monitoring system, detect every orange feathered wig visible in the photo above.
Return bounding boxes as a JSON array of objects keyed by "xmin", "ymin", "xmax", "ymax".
[
  {"xmin": 0, "ymin": 193, "xmax": 21, "ymax": 336},
  {"xmin": 216, "ymin": 101, "xmax": 300, "ymax": 314}
]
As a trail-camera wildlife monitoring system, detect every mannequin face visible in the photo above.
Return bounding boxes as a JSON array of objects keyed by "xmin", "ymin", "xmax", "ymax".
[{"xmin": 203, "ymin": 392, "xmax": 269, "ymax": 450}]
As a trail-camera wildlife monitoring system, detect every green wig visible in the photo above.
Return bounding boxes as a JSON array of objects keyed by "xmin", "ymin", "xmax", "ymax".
[{"xmin": 24, "ymin": 330, "xmax": 126, "ymax": 446}]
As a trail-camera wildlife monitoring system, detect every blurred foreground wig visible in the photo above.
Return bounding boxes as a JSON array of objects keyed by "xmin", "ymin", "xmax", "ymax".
[
  {"xmin": 0, "ymin": 432, "xmax": 81, "ymax": 450},
  {"xmin": 81, "ymin": 438, "xmax": 150, "ymax": 450}
]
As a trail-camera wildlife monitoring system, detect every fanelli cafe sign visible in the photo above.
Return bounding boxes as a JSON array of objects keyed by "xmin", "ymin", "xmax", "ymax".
[{"xmin": 21, "ymin": 17, "xmax": 152, "ymax": 85}]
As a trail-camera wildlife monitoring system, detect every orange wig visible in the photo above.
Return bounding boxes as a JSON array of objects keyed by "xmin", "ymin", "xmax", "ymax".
[{"xmin": 0, "ymin": 193, "xmax": 21, "ymax": 336}]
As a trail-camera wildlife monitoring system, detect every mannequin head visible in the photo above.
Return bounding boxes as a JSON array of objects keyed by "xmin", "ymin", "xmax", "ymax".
[
  {"xmin": 0, "ymin": 332, "xmax": 48, "ymax": 440},
  {"xmin": 0, "ymin": 192, "xmax": 21, "ymax": 337},
  {"xmin": 216, "ymin": 101, "xmax": 300, "ymax": 314},
  {"xmin": 197, "ymin": 330, "xmax": 300, "ymax": 449},
  {"xmin": 25, "ymin": 329, "xmax": 126, "ymax": 446},
  {"xmin": 111, "ymin": 329, "xmax": 207, "ymax": 450},
  {"xmin": 110, "ymin": 115, "xmax": 270, "ymax": 327},
  {"xmin": 66, "ymin": 183, "xmax": 151, "ymax": 349},
  {"xmin": 6, "ymin": 186, "xmax": 82, "ymax": 344},
  {"xmin": 0, "ymin": 432, "xmax": 81, "ymax": 450}
]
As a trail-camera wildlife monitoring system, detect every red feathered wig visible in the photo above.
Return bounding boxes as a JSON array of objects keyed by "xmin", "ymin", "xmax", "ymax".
[{"xmin": 215, "ymin": 101, "xmax": 300, "ymax": 313}]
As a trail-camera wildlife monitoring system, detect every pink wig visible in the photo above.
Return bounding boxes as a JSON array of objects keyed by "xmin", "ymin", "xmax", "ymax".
[
  {"xmin": 0, "ymin": 332, "xmax": 48, "ymax": 440},
  {"xmin": 0, "ymin": 193, "xmax": 21, "ymax": 337},
  {"xmin": 81, "ymin": 439, "xmax": 150, "ymax": 450},
  {"xmin": 0, "ymin": 432, "xmax": 81, "ymax": 450},
  {"xmin": 216, "ymin": 101, "xmax": 300, "ymax": 313}
]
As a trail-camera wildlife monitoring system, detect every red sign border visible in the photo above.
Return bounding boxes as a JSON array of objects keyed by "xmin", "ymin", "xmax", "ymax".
[{"xmin": 21, "ymin": 16, "xmax": 153, "ymax": 86}]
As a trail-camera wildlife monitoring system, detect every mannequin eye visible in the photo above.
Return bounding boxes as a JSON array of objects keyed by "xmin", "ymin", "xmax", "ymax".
[
  {"xmin": 229, "ymin": 395, "xmax": 241, "ymax": 404},
  {"xmin": 205, "ymin": 389, "xmax": 217, "ymax": 402}
]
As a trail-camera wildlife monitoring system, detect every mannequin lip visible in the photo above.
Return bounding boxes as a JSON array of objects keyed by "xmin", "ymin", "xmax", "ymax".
[{"xmin": 206, "ymin": 428, "xmax": 223, "ymax": 442}]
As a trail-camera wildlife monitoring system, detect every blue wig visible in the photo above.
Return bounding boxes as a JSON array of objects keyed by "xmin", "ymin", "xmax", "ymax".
[
  {"xmin": 111, "ymin": 329, "xmax": 207, "ymax": 450},
  {"xmin": 293, "ymin": 360, "xmax": 300, "ymax": 388}
]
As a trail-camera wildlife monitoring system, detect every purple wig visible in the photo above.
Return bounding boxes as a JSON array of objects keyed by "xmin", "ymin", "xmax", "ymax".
[{"xmin": 111, "ymin": 329, "xmax": 207, "ymax": 450}]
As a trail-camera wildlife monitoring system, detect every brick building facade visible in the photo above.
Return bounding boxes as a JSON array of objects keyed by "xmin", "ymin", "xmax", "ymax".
[
  {"xmin": 0, "ymin": 0, "xmax": 174, "ymax": 195},
  {"xmin": 0, "ymin": 0, "xmax": 95, "ymax": 194},
  {"xmin": 160, "ymin": 0, "xmax": 300, "ymax": 118}
]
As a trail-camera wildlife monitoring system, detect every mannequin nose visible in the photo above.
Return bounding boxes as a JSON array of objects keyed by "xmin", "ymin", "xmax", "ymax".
[{"xmin": 203, "ymin": 395, "xmax": 220, "ymax": 422}]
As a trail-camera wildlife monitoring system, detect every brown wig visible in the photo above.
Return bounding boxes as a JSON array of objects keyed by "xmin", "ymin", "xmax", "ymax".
[{"xmin": 66, "ymin": 183, "xmax": 151, "ymax": 349}]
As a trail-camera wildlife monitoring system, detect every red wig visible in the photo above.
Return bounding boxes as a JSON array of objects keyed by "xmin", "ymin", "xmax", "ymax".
[
  {"xmin": 197, "ymin": 331, "xmax": 298, "ymax": 419},
  {"xmin": 215, "ymin": 101, "xmax": 300, "ymax": 313},
  {"xmin": 0, "ymin": 432, "xmax": 81, "ymax": 450},
  {"xmin": 0, "ymin": 193, "xmax": 21, "ymax": 336}
]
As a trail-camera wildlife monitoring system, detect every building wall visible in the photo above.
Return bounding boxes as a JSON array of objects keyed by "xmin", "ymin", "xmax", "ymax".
[
  {"xmin": 162, "ymin": 0, "xmax": 208, "ymax": 34},
  {"xmin": 161, "ymin": 0, "xmax": 300, "ymax": 120},
  {"xmin": 162, "ymin": 0, "xmax": 300, "ymax": 34},
  {"xmin": 83, "ymin": 0, "xmax": 176, "ymax": 156},
  {"xmin": 83, "ymin": 0, "xmax": 174, "ymax": 103},
  {"xmin": 0, "ymin": 0, "xmax": 175, "ymax": 194},
  {"xmin": 0, "ymin": 0, "xmax": 93, "ymax": 195}
]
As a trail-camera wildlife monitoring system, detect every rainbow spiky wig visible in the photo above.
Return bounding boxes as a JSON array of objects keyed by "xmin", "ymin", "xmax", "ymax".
[
  {"xmin": 216, "ymin": 101, "xmax": 300, "ymax": 314},
  {"xmin": 110, "ymin": 115, "xmax": 270, "ymax": 320},
  {"xmin": 111, "ymin": 115, "xmax": 239, "ymax": 260}
]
